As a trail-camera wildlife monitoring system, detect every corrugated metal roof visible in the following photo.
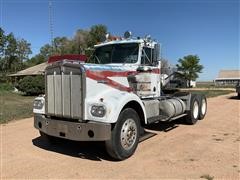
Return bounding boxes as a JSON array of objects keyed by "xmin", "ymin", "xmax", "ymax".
[
  {"xmin": 9, "ymin": 62, "xmax": 47, "ymax": 76},
  {"xmin": 216, "ymin": 70, "xmax": 240, "ymax": 80}
]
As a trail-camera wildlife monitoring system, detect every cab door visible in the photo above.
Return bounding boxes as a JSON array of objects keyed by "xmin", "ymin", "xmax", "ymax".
[{"xmin": 135, "ymin": 47, "xmax": 160, "ymax": 98}]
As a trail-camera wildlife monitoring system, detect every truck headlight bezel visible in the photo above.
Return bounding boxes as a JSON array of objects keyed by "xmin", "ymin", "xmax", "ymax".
[
  {"xmin": 90, "ymin": 105, "xmax": 106, "ymax": 117},
  {"xmin": 33, "ymin": 99, "xmax": 44, "ymax": 109}
]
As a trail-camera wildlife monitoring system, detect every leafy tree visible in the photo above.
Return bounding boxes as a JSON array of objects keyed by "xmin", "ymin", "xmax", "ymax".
[
  {"xmin": 53, "ymin": 36, "xmax": 70, "ymax": 55},
  {"xmin": 39, "ymin": 44, "xmax": 53, "ymax": 59},
  {"xmin": 4, "ymin": 33, "xmax": 18, "ymax": 72},
  {"xmin": 161, "ymin": 58, "xmax": 172, "ymax": 75},
  {"xmin": 0, "ymin": 28, "xmax": 6, "ymax": 57},
  {"xmin": 87, "ymin": 24, "xmax": 107, "ymax": 47},
  {"xmin": 71, "ymin": 29, "xmax": 89, "ymax": 54},
  {"xmin": 16, "ymin": 76, "xmax": 45, "ymax": 95},
  {"xmin": 24, "ymin": 54, "xmax": 45, "ymax": 68},
  {"xmin": 176, "ymin": 55, "xmax": 203, "ymax": 87},
  {"xmin": 0, "ymin": 27, "xmax": 32, "ymax": 74},
  {"xmin": 16, "ymin": 38, "xmax": 32, "ymax": 63}
]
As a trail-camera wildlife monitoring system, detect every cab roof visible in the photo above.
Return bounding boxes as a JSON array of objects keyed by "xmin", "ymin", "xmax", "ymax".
[{"xmin": 94, "ymin": 39, "xmax": 144, "ymax": 47}]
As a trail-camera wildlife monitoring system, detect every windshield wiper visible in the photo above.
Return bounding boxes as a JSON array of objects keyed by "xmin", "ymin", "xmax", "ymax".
[
  {"xmin": 122, "ymin": 46, "xmax": 139, "ymax": 65},
  {"xmin": 87, "ymin": 53, "xmax": 101, "ymax": 64},
  {"xmin": 94, "ymin": 55, "xmax": 101, "ymax": 64}
]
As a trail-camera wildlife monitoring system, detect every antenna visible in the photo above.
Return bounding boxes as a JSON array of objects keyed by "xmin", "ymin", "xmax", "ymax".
[{"xmin": 48, "ymin": 0, "xmax": 54, "ymax": 54}]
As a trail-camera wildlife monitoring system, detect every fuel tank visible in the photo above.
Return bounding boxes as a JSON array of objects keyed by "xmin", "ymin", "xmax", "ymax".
[{"xmin": 159, "ymin": 98, "xmax": 186, "ymax": 118}]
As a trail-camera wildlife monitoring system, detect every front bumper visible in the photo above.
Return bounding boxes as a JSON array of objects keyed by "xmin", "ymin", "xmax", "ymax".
[{"xmin": 34, "ymin": 114, "xmax": 111, "ymax": 141}]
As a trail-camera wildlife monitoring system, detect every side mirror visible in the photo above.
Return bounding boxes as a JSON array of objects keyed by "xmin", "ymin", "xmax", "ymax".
[{"xmin": 153, "ymin": 43, "xmax": 160, "ymax": 62}]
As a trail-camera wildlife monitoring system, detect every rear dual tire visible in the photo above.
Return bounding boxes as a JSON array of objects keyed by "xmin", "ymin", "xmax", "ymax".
[
  {"xmin": 198, "ymin": 94, "xmax": 207, "ymax": 120},
  {"xmin": 185, "ymin": 94, "xmax": 199, "ymax": 124},
  {"xmin": 185, "ymin": 94, "xmax": 207, "ymax": 124}
]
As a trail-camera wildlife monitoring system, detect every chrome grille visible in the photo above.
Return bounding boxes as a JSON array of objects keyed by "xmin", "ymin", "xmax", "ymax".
[{"xmin": 45, "ymin": 62, "xmax": 85, "ymax": 119}]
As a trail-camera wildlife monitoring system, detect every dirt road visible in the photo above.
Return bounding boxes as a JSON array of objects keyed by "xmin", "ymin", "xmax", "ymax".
[{"xmin": 1, "ymin": 93, "xmax": 239, "ymax": 179}]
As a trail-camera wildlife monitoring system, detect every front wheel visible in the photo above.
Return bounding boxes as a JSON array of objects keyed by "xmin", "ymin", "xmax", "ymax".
[{"xmin": 105, "ymin": 108, "xmax": 140, "ymax": 160}]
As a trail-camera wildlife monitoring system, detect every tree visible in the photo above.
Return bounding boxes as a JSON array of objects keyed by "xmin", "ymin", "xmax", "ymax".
[
  {"xmin": 16, "ymin": 76, "xmax": 45, "ymax": 95},
  {"xmin": 87, "ymin": 24, "xmax": 107, "ymax": 47},
  {"xmin": 0, "ymin": 28, "xmax": 32, "ymax": 73},
  {"xmin": 53, "ymin": 37, "xmax": 70, "ymax": 55},
  {"xmin": 3, "ymin": 33, "xmax": 18, "ymax": 72},
  {"xmin": 16, "ymin": 38, "xmax": 32, "ymax": 62},
  {"xmin": 71, "ymin": 29, "xmax": 89, "ymax": 54},
  {"xmin": 24, "ymin": 54, "xmax": 45, "ymax": 68},
  {"xmin": 39, "ymin": 44, "xmax": 52, "ymax": 59},
  {"xmin": 176, "ymin": 55, "xmax": 203, "ymax": 87},
  {"xmin": 161, "ymin": 58, "xmax": 172, "ymax": 75},
  {"xmin": 0, "ymin": 28, "xmax": 6, "ymax": 57}
]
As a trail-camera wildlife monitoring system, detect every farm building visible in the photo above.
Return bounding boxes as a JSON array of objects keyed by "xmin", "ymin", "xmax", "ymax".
[
  {"xmin": 9, "ymin": 62, "xmax": 47, "ymax": 77},
  {"xmin": 215, "ymin": 70, "xmax": 240, "ymax": 86},
  {"xmin": 9, "ymin": 55, "xmax": 87, "ymax": 78}
]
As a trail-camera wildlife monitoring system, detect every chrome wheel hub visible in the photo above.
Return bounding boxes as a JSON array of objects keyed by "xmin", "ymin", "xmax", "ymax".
[{"xmin": 120, "ymin": 118, "xmax": 137, "ymax": 151}]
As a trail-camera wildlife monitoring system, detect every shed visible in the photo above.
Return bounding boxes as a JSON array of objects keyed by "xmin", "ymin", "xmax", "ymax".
[
  {"xmin": 215, "ymin": 70, "xmax": 240, "ymax": 86},
  {"xmin": 9, "ymin": 62, "xmax": 47, "ymax": 77}
]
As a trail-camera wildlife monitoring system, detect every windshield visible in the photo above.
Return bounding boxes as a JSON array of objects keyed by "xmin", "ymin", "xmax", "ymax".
[{"xmin": 88, "ymin": 43, "xmax": 139, "ymax": 64}]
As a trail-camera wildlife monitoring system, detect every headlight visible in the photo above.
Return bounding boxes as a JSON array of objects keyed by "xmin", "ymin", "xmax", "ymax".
[
  {"xmin": 33, "ymin": 99, "xmax": 44, "ymax": 109},
  {"xmin": 90, "ymin": 105, "xmax": 106, "ymax": 117}
]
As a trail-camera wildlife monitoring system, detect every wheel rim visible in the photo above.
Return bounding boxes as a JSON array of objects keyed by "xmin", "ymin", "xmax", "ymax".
[
  {"xmin": 120, "ymin": 118, "xmax": 137, "ymax": 151},
  {"xmin": 193, "ymin": 101, "xmax": 199, "ymax": 119},
  {"xmin": 201, "ymin": 99, "xmax": 206, "ymax": 115}
]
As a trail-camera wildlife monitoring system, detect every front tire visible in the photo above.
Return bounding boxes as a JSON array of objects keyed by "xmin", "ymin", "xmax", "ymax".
[{"xmin": 105, "ymin": 108, "xmax": 140, "ymax": 160}]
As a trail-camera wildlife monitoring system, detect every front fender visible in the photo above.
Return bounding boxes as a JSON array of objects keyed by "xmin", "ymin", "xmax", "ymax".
[{"xmin": 85, "ymin": 89, "xmax": 147, "ymax": 124}]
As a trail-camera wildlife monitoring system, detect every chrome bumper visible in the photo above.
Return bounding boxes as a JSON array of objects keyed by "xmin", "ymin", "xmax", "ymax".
[{"xmin": 34, "ymin": 114, "xmax": 111, "ymax": 141}]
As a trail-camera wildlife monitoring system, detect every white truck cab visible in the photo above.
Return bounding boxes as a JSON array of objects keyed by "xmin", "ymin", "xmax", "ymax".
[{"xmin": 33, "ymin": 32, "xmax": 207, "ymax": 160}]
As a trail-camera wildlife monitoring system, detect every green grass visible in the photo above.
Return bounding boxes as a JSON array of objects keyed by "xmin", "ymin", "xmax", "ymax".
[
  {"xmin": 186, "ymin": 89, "xmax": 234, "ymax": 98},
  {"xmin": 0, "ymin": 91, "xmax": 35, "ymax": 123},
  {"xmin": 196, "ymin": 81, "xmax": 215, "ymax": 88},
  {"xmin": 196, "ymin": 81, "xmax": 235, "ymax": 88}
]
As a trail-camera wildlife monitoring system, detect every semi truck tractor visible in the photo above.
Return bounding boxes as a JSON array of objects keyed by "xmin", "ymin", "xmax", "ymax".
[{"xmin": 33, "ymin": 32, "xmax": 207, "ymax": 160}]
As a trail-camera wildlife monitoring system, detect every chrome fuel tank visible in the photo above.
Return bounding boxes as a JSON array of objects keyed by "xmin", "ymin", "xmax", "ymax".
[{"xmin": 159, "ymin": 98, "xmax": 186, "ymax": 118}]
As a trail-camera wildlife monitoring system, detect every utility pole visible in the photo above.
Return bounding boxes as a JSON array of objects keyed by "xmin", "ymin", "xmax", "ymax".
[{"xmin": 48, "ymin": 0, "xmax": 54, "ymax": 54}]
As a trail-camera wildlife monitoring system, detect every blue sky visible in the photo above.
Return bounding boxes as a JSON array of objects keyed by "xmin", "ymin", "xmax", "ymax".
[{"xmin": 0, "ymin": 0, "xmax": 239, "ymax": 80}]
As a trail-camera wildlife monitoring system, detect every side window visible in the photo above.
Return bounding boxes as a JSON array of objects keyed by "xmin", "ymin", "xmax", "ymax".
[{"xmin": 141, "ymin": 47, "xmax": 154, "ymax": 66}]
